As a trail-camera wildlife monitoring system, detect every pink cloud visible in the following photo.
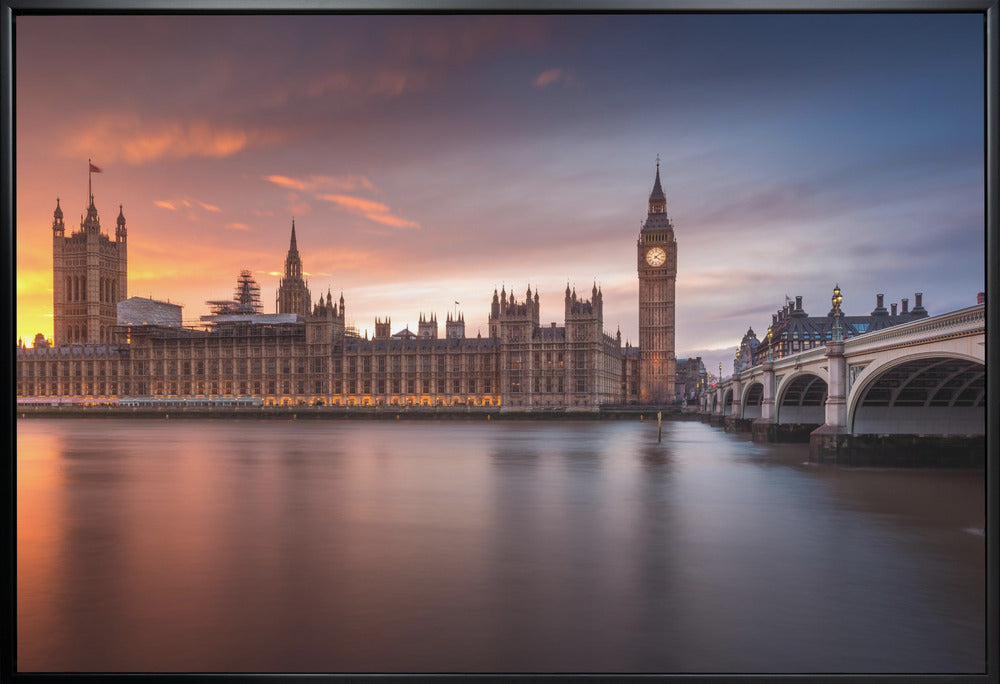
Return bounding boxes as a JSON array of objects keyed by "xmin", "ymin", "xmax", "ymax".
[
  {"xmin": 318, "ymin": 193, "xmax": 420, "ymax": 229},
  {"xmin": 155, "ymin": 197, "xmax": 222, "ymax": 214},
  {"xmin": 264, "ymin": 173, "xmax": 375, "ymax": 193},
  {"xmin": 534, "ymin": 68, "xmax": 564, "ymax": 88},
  {"xmin": 226, "ymin": 222, "xmax": 251, "ymax": 231},
  {"xmin": 265, "ymin": 175, "xmax": 312, "ymax": 191}
]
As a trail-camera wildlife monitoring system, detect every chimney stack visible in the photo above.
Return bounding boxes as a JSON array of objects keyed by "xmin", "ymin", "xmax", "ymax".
[
  {"xmin": 902, "ymin": 298, "xmax": 909, "ymax": 314},
  {"xmin": 891, "ymin": 303, "xmax": 897, "ymax": 316},
  {"xmin": 871, "ymin": 293, "xmax": 888, "ymax": 316},
  {"xmin": 912, "ymin": 292, "xmax": 926, "ymax": 315},
  {"xmin": 795, "ymin": 295, "xmax": 802, "ymax": 310}
]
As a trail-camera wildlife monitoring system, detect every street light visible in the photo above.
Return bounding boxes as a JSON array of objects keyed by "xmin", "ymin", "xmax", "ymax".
[
  {"xmin": 831, "ymin": 283, "xmax": 844, "ymax": 342},
  {"xmin": 766, "ymin": 326, "xmax": 773, "ymax": 362}
]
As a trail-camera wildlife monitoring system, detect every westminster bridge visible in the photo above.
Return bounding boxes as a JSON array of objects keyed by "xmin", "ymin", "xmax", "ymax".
[{"xmin": 698, "ymin": 304, "xmax": 986, "ymax": 466}]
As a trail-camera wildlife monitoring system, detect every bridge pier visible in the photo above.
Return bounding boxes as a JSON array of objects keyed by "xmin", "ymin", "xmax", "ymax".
[
  {"xmin": 809, "ymin": 433, "xmax": 985, "ymax": 468},
  {"xmin": 725, "ymin": 416, "xmax": 753, "ymax": 433},
  {"xmin": 753, "ymin": 421, "xmax": 822, "ymax": 443}
]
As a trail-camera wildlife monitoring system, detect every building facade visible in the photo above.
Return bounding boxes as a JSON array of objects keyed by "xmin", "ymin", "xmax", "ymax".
[
  {"xmin": 51, "ymin": 192, "xmax": 128, "ymax": 345},
  {"xmin": 19, "ymin": 165, "xmax": 687, "ymax": 409}
]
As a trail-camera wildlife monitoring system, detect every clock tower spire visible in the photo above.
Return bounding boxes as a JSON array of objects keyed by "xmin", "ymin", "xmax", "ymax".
[{"xmin": 637, "ymin": 158, "xmax": 677, "ymax": 404}]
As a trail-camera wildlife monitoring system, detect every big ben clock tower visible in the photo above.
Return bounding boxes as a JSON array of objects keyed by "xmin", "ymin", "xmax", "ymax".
[{"xmin": 637, "ymin": 159, "xmax": 677, "ymax": 404}]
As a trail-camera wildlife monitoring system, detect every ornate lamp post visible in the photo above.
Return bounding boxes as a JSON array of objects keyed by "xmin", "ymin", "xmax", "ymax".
[
  {"xmin": 766, "ymin": 326, "xmax": 773, "ymax": 362},
  {"xmin": 718, "ymin": 361, "xmax": 723, "ymax": 382},
  {"xmin": 831, "ymin": 283, "xmax": 844, "ymax": 342}
]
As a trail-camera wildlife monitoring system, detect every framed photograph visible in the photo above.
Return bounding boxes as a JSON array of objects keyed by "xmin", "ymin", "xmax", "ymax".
[{"xmin": 6, "ymin": 4, "xmax": 994, "ymax": 680}]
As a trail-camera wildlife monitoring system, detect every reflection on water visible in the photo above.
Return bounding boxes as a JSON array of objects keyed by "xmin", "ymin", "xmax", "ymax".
[{"xmin": 17, "ymin": 419, "xmax": 984, "ymax": 673}]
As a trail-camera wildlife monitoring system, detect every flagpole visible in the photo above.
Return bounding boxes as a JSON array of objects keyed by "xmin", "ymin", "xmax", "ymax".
[{"xmin": 88, "ymin": 158, "xmax": 92, "ymax": 201}]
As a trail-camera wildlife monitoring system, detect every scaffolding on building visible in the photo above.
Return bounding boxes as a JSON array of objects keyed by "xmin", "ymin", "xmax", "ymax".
[{"xmin": 205, "ymin": 269, "xmax": 263, "ymax": 316}]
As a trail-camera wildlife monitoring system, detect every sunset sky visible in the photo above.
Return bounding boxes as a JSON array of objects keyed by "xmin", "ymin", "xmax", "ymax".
[{"xmin": 15, "ymin": 13, "xmax": 984, "ymax": 375}]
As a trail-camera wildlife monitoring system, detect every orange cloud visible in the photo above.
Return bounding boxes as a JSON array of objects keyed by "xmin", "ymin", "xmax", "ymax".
[
  {"xmin": 63, "ymin": 115, "xmax": 278, "ymax": 165},
  {"xmin": 226, "ymin": 222, "xmax": 251, "ymax": 231},
  {"xmin": 318, "ymin": 193, "xmax": 420, "ymax": 229},
  {"xmin": 264, "ymin": 173, "xmax": 375, "ymax": 193},
  {"xmin": 156, "ymin": 197, "xmax": 222, "ymax": 214},
  {"xmin": 534, "ymin": 68, "xmax": 564, "ymax": 88},
  {"xmin": 320, "ymin": 194, "xmax": 389, "ymax": 215},
  {"xmin": 265, "ymin": 175, "xmax": 312, "ymax": 191}
]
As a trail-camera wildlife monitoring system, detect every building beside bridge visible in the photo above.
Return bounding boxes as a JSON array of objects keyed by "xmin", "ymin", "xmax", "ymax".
[{"xmin": 751, "ymin": 293, "xmax": 929, "ymax": 363}]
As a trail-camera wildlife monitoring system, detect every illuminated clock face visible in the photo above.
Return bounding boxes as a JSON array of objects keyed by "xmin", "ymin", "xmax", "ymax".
[{"xmin": 646, "ymin": 247, "xmax": 667, "ymax": 267}]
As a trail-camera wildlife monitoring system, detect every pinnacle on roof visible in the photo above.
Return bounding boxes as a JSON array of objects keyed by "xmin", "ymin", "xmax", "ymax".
[{"xmin": 54, "ymin": 197, "xmax": 63, "ymax": 219}]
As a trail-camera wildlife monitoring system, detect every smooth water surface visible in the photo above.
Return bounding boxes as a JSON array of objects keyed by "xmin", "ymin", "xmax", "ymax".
[{"xmin": 17, "ymin": 418, "xmax": 985, "ymax": 673}]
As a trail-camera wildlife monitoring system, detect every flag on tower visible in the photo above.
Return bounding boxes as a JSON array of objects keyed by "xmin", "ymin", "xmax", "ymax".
[{"xmin": 89, "ymin": 163, "xmax": 102, "ymax": 173}]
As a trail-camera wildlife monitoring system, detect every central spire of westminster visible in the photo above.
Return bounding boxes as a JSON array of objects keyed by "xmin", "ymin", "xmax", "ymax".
[
  {"xmin": 277, "ymin": 219, "xmax": 311, "ymax": 316},
  {"xmin": 284, "ymin": 219, "xmax": 302, "ymax": 278}
]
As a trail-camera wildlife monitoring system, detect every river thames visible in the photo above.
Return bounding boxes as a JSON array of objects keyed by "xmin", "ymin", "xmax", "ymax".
[{"xmin": 16, "ymin": 417, "xmax": 985, "ymax": 673}]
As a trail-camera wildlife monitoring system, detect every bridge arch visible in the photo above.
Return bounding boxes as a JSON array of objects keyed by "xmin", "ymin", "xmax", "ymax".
[
  {"xmin": 741, "ymin": 381, "xmax": 764, "ymax": 419},
  {"xmin": 848, "ymin": 352, "xmax": 985, "ymax": 435},
  {"xmin": 722, "ymin": 387, "xmax": 734, "ymax": 416},
  {"xmin": 775, "ymin": 370, "xmax": 828, "ymax": 425}
]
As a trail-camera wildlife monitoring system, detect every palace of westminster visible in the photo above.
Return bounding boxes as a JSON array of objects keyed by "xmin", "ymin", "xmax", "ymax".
[
  {"xmin": 17, "ymin": 161, "xmax": 939, "ymax": 409},
  {"xmin": 17, "ymin": 164, "xmax": 712, "ymax": 409}
]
